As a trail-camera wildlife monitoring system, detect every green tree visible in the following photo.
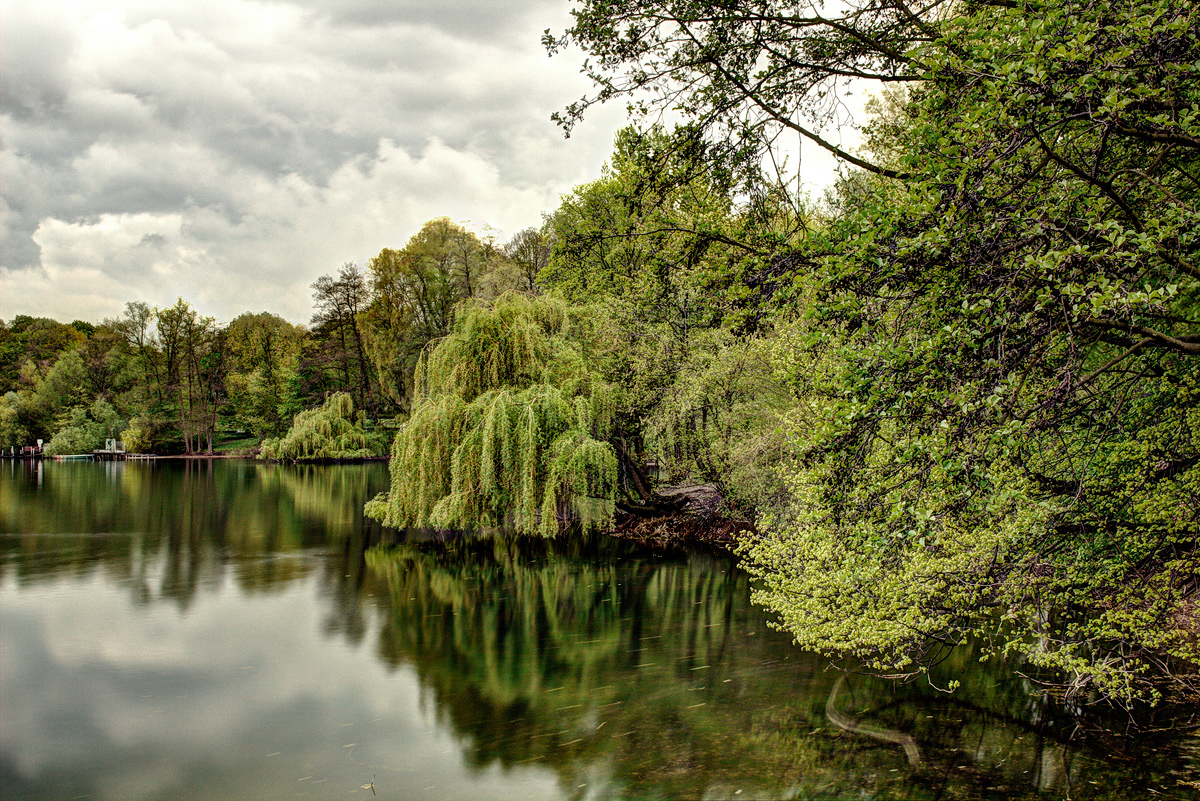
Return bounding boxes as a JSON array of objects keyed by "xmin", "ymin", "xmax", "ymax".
[
  {"xmin": 78, "ymin": 321, "xmax": 135, "ymax": 405},
  {"xmin": 366, "ymin": 293, "xmax": 621, "ymax": 535},
  {"xmin": 363, "ymin": 242, "xmax": 457, "ymax": 413},
  {"xmin": 363, "ymin": 218, "xmax": 525, "ymax": 414},
  {"xmin": 224, "ymin": 312, "xmax": 305, "ymax": 436},
  {"xmin": 1, "ymin": 315, "xmax": 139, "ymax": 449},
  {"xmin": 23, "ymin": 349, "xmax": 90, "ymax": 441},
  {"xmin": 111, "ymin": 302, "xmax": 162, "ymax": 397},
  {"xmin": 0, "ymin": 316, "xmax": 87, "ymax": 395},
  {"xmin": 109, "ymin": 301, "xmax": 173, "ymax": 452},
  {"xmin": 311, "ymin": 263, "xmax": 374, "ymax": 414},
  {"xmin": 153, "ymin": 299, "xmax": 223, "ymax": 454},
  {"xmin": 100, "ymin": 299, "xmax": 224, "ymax": 453},
  {"xmin": 502, "ymin": 226, "xmax": 553, "ymax": 294},
  {"xmin": 44, "ymin": 399, "xmax": 121, "ymax": 456},
  {"xmin": 402, "ymin": 216, "xmax": 490, "ymax": 300},
  {"xmin": 259, "ymin": 392, "xmax": 386, "ymax": 461},
  {"xmin": 556, "ymin": 0, "xmax": 1200, "ymax": 702},
  {"xmin": 542, "ymin": 126, "xmax": 778, "ymax": 495},
  {"xmin": 547, "ymin": 0, "xmax": 921, "ymax": 188},
  {"xmin": 746, "ymin": 1, "xmax": 1199, "ymax": 703},
  {"xmin": 0, "ymin": 392, "xmax": 24, "ymax": 450}
]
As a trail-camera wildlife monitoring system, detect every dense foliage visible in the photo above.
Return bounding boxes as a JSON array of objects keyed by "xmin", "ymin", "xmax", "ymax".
[
  {"xmin": 6, "ymin": 0, "xmax": 1198, "ymax": 706},
  {"xmin": 540, "ymin": 126, "xmax": 794, "ymax": 507},
  {"xmin": 744, "ymin": 0, "xmax": 1200, "ymax": 704},
  {"xmin": 549, "ymin": 0, "xmax": 1200, "ymax": 703},
  {"xmin": 0, "ymin": 218, "xmax": 534, "ymax": 455},
  {"xmin": 259, "ymin": 392, "xmax": 386, "ymax": 461},
  {"xmin": 361, "ymin": 218, "xmax": 521, "ymax": 413},
  {"xmin": 44, "ymin": 399, "xmax": 121, "ymax": 457},
  {"xmin": 366, "ymin": 294, "xmax": 619, "ymax": 535}
]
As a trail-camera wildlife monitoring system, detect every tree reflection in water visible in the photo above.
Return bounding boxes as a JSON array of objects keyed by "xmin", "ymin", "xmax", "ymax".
[
  {"xmin": 366, "ymin": 532, "xmax": 1198, "ymax": 800},
  {"xmin": 1, "ymin": 459, "xmax": 1195, "ymax": 800},
  {"xmin": 0, "ymin": 459, "xmax": 388, "ymax": 608}
]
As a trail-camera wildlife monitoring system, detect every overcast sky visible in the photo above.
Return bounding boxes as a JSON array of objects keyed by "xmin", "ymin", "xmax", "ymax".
[{"xmin": 1, "ymin": 0, "xmax": 855, "ymax": 326}]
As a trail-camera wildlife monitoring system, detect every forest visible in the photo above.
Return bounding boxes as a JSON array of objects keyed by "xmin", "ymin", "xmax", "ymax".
[
  {"xmin": 3, "ymin": 0, "xmax": 1197, "ymax": 709},
  {"xmin": 0, "ymin": 216, "xmax": 535, "ymax": 457}
]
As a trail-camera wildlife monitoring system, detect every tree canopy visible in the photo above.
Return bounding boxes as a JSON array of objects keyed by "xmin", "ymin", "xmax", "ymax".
[
  {"xmin": 551, "ymin": 0, "xmax": 1200, "ymax": 704},
  {"xmin": 366, "ymin": 293, "xmax": 619, "ymax": 536},
  {"xmin": 259, "ymin": 392, "xmax": 386, "ymax": 461},
  {"xmin": 547, "ymin": 0, "xmax": 930, "ymax": 184},
  {"xmin": 2, "ymin": 0, "xmax": 1197, "ymax": 706}
]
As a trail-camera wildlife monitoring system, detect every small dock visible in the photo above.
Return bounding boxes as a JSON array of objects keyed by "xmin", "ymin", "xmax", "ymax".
[
  {"xmin": 4, "ymin": 440, "xmax": 157, "ymax": 461},
  {"xmin": 92, "ymin": 439, "xmax": 127, "ymax": 461},
  {"xmin": 3, "ymin": 445, "xmax": 44, "ymax": 460}
]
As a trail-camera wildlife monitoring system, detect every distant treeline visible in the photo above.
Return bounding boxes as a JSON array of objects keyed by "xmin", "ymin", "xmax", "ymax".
[{"xmin": 0, "ymin": 217, "xmax": 548, "ymax": 455}]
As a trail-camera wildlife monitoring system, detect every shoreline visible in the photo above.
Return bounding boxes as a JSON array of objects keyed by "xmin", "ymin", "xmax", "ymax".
[
  {"xmin": 611, "ymin": 516, "xmax": 755, "ymax": 553},
  {"xmin": 4, "ymin": 453, "xmax": 391, "ymax": 463}
]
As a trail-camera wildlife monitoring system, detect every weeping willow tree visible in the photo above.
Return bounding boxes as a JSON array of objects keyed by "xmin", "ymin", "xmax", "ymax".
[
  {"xmin": 366, "ymin": 293, "xmax": 620, "ymax": 535},
  {"xmin": 259, "ymin": 392, "xmax": 387, "ymax": 461}
]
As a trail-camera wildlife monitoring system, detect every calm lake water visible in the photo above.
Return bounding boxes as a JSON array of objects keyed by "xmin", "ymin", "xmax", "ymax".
[{"xmin": 1, "ymin": 460, "xmax": 1197, "ymax": 801}]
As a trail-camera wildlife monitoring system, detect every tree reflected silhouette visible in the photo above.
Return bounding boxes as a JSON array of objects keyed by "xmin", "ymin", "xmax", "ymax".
[
  {"xmin": 365, "ymin": 532, "xmax": 1197, "ymax": 800},
  {"xmin": 1, "ymin": 460, "xmax": 1194, "ymax": 800}
]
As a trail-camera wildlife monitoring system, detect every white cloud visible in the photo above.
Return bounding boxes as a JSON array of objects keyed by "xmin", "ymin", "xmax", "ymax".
[
  {"xmin": 1, "ymin": 0, "xmax": 624, "ymax": 324},
  {"xmin": 1, "ymin": 0, "xmax": 857, "ymax": 326},
  {"xmin": 12, "ymin": 131, "xmax": 615, "ymax": 323}
]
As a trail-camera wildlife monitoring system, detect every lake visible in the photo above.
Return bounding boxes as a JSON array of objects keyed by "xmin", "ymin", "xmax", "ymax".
[{"xmin": 1, "ymin": 459, "xmax": 1196, "ymax": 800}]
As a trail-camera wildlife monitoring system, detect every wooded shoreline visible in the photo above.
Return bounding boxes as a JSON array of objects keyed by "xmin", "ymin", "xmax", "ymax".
[{"xmin": 6, "ymin": 0, "xmax": 1199, "ymax": 708}]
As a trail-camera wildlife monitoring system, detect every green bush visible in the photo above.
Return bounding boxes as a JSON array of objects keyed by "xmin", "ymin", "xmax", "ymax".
[{"xmin": 259, "ymin": 393, "xmax": 387, "ymax": 461}]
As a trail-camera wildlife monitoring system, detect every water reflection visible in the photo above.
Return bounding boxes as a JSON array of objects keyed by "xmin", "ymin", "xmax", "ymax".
[
  {"xmin": 365, "ymin": 534, "xmax": 1198, "ymax": 801},
  {"xmin": 0, "ymin": 459, "xmax": 386, "ymax": 603},
  {"xmin": 0, "ymin": 460, "xmax": 1195, "ymax": 801}
]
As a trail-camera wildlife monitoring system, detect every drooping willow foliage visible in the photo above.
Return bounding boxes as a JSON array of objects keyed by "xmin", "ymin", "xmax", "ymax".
[
  {"xmin": 366, "ymin": 293, "xmax": 619, "ymax": 535},
  {"xmin": 259, "ymin": 392, "xmax": 387, "ymax": 461}
]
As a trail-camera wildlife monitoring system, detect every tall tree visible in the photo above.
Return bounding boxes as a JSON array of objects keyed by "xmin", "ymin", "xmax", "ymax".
[
  {"xmin": 768, "ymin": 2, "xmax": 1197, "ymax": 702},
  {"xmin": 180, "ymin": 310, "xmax": 224, "ymax": 454},
  {"xmin": 22, "ymin": 349, "xmax": 90, "ymax": 442},
  {"xmin": 311, "ymin": 263, "xmax": 374, "ymax": 413},
  {"xmin": 108, "ymin": 301, "xmax": 174, "ymax": 451},
  {"xmin": 547, "ymin": 0, "xmax": 925, "ymax": 187},
  {"xmin": 148, "ymin": 299, "xmax": 222, "ymax": 454},
  {"xmin": 77, "ymin": 321, "xmax": 132, "ymax": 404},
  {"xmin": 363, "ymin": 244, "xmax": 457, "ymax": 413},
  {"xmin": 404, "ymin": 217, "xmax": 490, "ymax": 299},
  {"xmin": 366, "ymin": 294, "xmax": 623, "ymax": 535},
  {"xmin": 555, "ymin": 0, "xmax": 1200, "ymax": 702},
  {"xmin": 503, "ymin": 226, "xmax": 553, "ymax": 294},
  {"xmin": 0, "ymin": 316, "xmax": 87, "ymax": 395},
  {"xmin": 542, "ymin": 126, "xmax": 768, "ymax": 488},
  {"xmin": 113, "ymin": 301, "xmax": 162, "ymax": 398},
  {"xmin": 224, "ymin": 312, "xmax": 305, "ymax": 436},
  {"xmin": 363, "ymin": 218, "xmax": 525, "ymax": 413}
]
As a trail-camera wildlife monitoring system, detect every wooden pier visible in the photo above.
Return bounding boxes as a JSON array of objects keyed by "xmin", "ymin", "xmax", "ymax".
[
  {"xmin": 2, "ymin": 445, "xmax": 44, "ymax": 460},
  {"xmin": 92, "ymin": 438, "xmax": 127, "ymax": 461},
  {"xmin": 4, "ymin": 440, "xmax": 158, "ymax": 461}
]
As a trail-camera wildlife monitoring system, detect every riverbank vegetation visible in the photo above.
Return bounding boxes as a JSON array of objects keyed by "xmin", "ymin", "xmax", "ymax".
[
  {"xmin": 534, "ymin": 0, "xmax": 1197, "ymax": 708},
  {"xmin": 258, "ymin": 393, "xmax": 387, "ymax": 461},
  {"xmin": 0, "ymin": 218, "xmax": 538, "ymax": 455},
  {"xmin": 3, "ymin": 0, "xmax": 1196, "ymax": 707}
]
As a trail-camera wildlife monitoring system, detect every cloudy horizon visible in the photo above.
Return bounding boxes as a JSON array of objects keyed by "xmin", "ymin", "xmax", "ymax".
[{"xmin": 1, "ymin": 0, "xmax": 856, "ymax": 327}]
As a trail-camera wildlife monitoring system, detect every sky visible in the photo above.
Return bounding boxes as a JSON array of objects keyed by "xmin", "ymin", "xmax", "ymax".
[{"xmin": 1, "ymin": 0, "xmax": 858, "ymax": 326}]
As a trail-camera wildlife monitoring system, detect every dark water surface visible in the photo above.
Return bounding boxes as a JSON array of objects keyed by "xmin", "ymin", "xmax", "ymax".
[{"xmin": 1, "ymin": 460, "xmax": 1196, "ymax": 801}]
